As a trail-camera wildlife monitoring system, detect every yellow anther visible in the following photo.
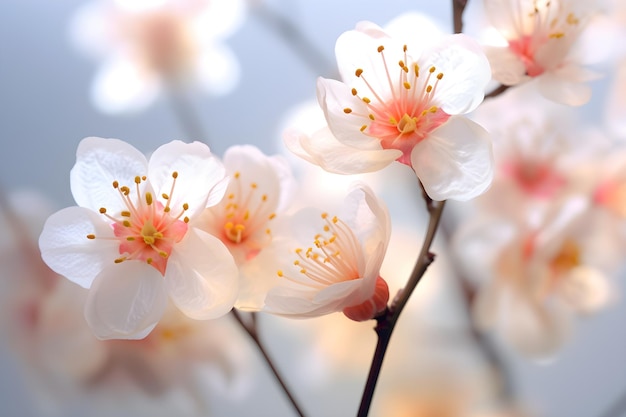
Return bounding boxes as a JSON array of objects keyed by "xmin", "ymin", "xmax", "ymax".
[
  {"xmin": 99, "ymin": 207, "xmax": 107, "ymax": 214},
  {"xmin": 251, "ymin": 183, "xmax": 258, "ymax": 189},
  {"xmin": 135, "ymin": 176, "xmax": 141, "ymax": 184},
  {"xmin": 269, "ymin": 213, "xmax": 276, "ymax": 220},
  {"xmin": 172, "ymin": 171, "xmax": 178, "ymax": 179},
  {"xmin": 86, "ymin": 234, "xmax": 96, "ymax": 239},
  {"xmin": 277, "ymin": 270, "xmax": 284, "ymax": 277},
  {"xmin": 369, "ymin": 114, "xmax": 375, "ymax": 120},
  {"xmin": 549, "ymin": 32, "xmax": 564, "ymax": 39},
  {"xmin": 300, "ymin": 268, "xmax": 307, "ymax": 274},
  {"xmin": 355, "ymin": 68, "xmax": 363, "ymax": 77},
  {"xmin": 115, "ymin": 257, "xmax": 126, "ymax": 264},
  {"xmin": 162, "ymin": 193, "xmax": 169, "ymax": 199},
  {"xmin": 145, "ymin": 192, "xmax": 153, "ymax": 205},
  {"xmin": 332, "ymin": 216, "xmax": 338, "ymax": 224},
  {"xmin": 228, "ymin": 193, "xmax": 235, "ymax": 199},
  {"xmin": 182, "ymin": 203, "xmax": 189, "ymax": 210},
  {"xmin": 159, "ymin": 251, "xmax": 168, "ymax": 258},
  {"xmin": 351, "ymin": 88, "xmax": 358, "ymax": 96},
  {"xmin": 123, "ymin": 220, "xmax": 131, "ymax": 227},
  {"xmin": 567, "ymin": 12, "xmax": 579, "ymax": 25},
  {"xmin": 377, "ymin": 45, "xmax": 384, "ymax": 53},
  {"xmin": 403, "ymin": 44, "xmax": 407, "ymax": 52},
  {"xmin": 362, "ymin": 97, "xmax": 371, "ymax": 104},
  {"xmin": 414, "ymin": 63, "xmax": 419, "ymax": 76},
  {"xmin": 147, "ymin": 258, "xmax": 153, "ymax": 264},
  {"xmin": 403, "ymin": 82, "xmax": 411, "ymax": 89},
  {"xmin": 184, "ymin": 216, "xmax": 189, "ymax": 223},
  {"xmin": 389, "ymin": 116, "xmax": 398, "ymax": 125},
  {"xmin": 360, "ymin": 125, "xmax": 367, "ymax": 132},
  {"xmin": 126, "ymin": 237, "xmax": 135, "ymax": 241},
  {"xmin": 121, "ymin": 210, "xmax": 131, "ymax": 217},
  {"xmin": 343, "ymin": 108, "xmax": 353, "ymax": 114},
  {"xmin": 429, "ymin": 66, "xmax": 436, "ymax": 73},
  {"xmin": 262, "ymin": 194, "xmax": 268, "ymax": 201},
  {"xmin": 426, "ymin": 85, "xmax": 433, "ymax": 93},
  {"xmin": 321, "ymin": 213, "xmax": 328, "ymax": 219},
  {"xmin": 266, "ymin": 228, "xmax": 271, "ymax": 234},
  {"xmin": 436, "ymin": 73, "xmax": 444, "ymax": 80},
  {"xmin": 142, "ymin": 176, "xmax": 146, "ymax": 181},
  {"xmin": 120, "ymin": 186, "xmax": 130, "ymax": 195},
  {"xmin": 112, "ymin": 181, "xmax": 119, "ymax": 188},
  {"xmin": 398, "ymin": 60, "xmax": 405, "ymax": 68},
  {"xmin": 164, "ymin": 206, "xmax": 171, "ymax": 213},
  {"xmin": 323, "ymin": 225, "xmax": 330, "ymax": 232},
  {"xmin": 429, "ymin": 106, "xmax": 438, "ymax": 113},
  {"xmin": 234, "ymin": 172, "xmax": 240, "ymax": 179}
]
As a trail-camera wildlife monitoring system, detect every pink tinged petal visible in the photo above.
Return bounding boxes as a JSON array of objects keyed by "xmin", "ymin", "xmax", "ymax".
[
  {"xmin": 84, "ymin": 262, "xmax": 168, "ymax": 340},
  {"xmin": 71, "ymin": 137, "xmax": 149, "ymax": 213},
  {"xmin": 411, "ymin": 116, "xmax": 494, "ymax": 201},
  {"xmin": 289, "ymin": 126, "xmax": 401, "ymax": 174},
  {"xmin": 316, "ymin": 77, "xmax": 384, "ymax": 150},
  {"xmin": 165, "ymin": 228, "xmax": 238, "ymax": 320},
  {"xmin": 343, "ymin": 276, "xmax": 389, "ymax": 322},
  {"xmin": 485, "ymin": 45, "xmax": 529, "ymax": 85},
  {"xmin": 91, "ymin": 57, "xmax": 161, "ymax": 114},
  {"xmin": 483, "ymin": 0, "xmax": 525, "ymax": 38},
  {"xmin": 423, "ymin": 34, "xmax": 492, "ymax": 115},
  {"xmin": 39, "ymin": 206, "xmax": 119, "ymax": 289},
  {"xmin": 344, "ymin": 185, "xmax": 392, "ymax": 256},
  {"xmin": 148, "ymin": 140, "xmax": 227, "ymax": 218}
]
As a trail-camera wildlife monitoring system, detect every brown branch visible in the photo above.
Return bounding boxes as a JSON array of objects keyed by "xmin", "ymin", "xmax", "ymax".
[
  {"xmin": 452, "ymin": 0, "xmax": 469, "ymax": 33},
  {"xmin": 485, "ymin": 84, "xmax": 511, "ymax": 100}
]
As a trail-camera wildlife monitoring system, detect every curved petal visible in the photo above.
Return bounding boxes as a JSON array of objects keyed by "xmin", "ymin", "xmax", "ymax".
[
  {"xmin": 165, "ymin": 228, "xmax": 238, "ymax": 320},
  {"xmin": 316, "ymin": 77, "xmax": 383, "ymax": 150},
  {"xmin": 485, "ymin": 45, "xmax": 529, "ymax": 86},
  {"xmin": 39, "ymin": 206, "xmax": 119, "ymax": 289},
  {"xmin": 91, "ymin": 56, "xmax": 161, "ymax": 114},
  {"xmin": 423, "ymin": 34, "xmax": 492, "ymax": 114},
  {"xmin": 412, "ymin": 117, "xmax": 494, "ymax": 201},
  {"xmin": 148, "ymin": 140, "xmax": 227, "ymax": 218},
  {"xmin": 286, "ymin": 126, "xmax": 401, "ymax": 175},
  {"xmin": 85, "ymin": 262, "xmax": 167, "ymax": 340},
  {"xmin": 71, "ymin": 137, "xmax": 148, "ymax": 213}
]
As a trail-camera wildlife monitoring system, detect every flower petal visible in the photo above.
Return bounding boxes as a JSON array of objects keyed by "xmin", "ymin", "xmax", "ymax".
[
  {"xmin": 485, "ymin": 45, "xmax": 529, "ymax": 86},
  {"xmin": 165, "ymin": 228, "xmax": 238, "ymax": 320},
  {"xmin": 148, "ymin": 140, "xmax": 227, "ymax": 218},
  {"xmin": 423, "ymin": 34, "xmax": 492, "ymax": 114},
  {"xmin": 39, "ymin": 206, "xmax": 119, "ymax": 289},
  {"xmin": 85, "ymin": 262, "xmax": 167, "ymax": 340},
  {"xmin": 537, "ymin": 70, "xmax": 592, "ymax": 106},
  {"xmin": 412, "ymin": 117, "xmax": 494, "ymax": 201},
  {"xmin": 70, "ymin": 137, "xmax": 148, "ymax": 213},
  {"xmin": 286, "ymin": 126, "xmax": 401, "ymax": 175}
]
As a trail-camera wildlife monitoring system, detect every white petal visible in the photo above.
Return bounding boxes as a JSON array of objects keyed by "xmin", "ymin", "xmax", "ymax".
[
  {"xmin": 71, "ymin": 137, "xmax": 149, "ymax": 213},
  {"xmin": 423, "ymin": 34, "xmax": 492, "ymax": 114},
  {"xmin": 148, "ymin": 140, "xmax": 226, "ymax": 218},
  {"xmin": 485, "ymin": 45, "xmax": 529, "ymax": 86},
  {"xmin": 537, "ymin": 70, "xmax": 592, "ymax": 106},
  {"xmin": 383, "ymin": 12, "xmax": 446, "ymax": 49},
  {"xmin": 561, "ymin": 266, "xmax": 611, "ymax": 313},
  {"xmin": 235, "ymin": 246, "xmax": 282, "ymax": 311},
  {"xmin": 412, "ymin": 117, "xmax": 494, "ymax": 201},
  {"xmin": 287, "ymin": 126, "xmax": 401, "ymax": 174},
  {"xmin": 91, "ymin": 57, "xmax": 161, "ymax": 114},
  {"xmin": 85, "ymin": 262, "xmax": 168, "ymax": 340},
  {"xmin": 165, "ymin": 228, "xmax": 238, "ymax": 320},
  {"xmin": 39, "ymin": 206, "xmax": 119, "ymax": 288},
  {"xmin": 316, "ymin": 77, "xmax": 383, "ymax": 150}
]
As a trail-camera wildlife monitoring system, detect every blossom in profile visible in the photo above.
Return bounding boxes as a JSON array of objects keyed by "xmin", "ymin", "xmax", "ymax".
[
  {"xmin": 197, "ymin": 145, "xmax": 296, "ymax": 310},
  {"xmin": 39, "ymin": 137, "xmax": 238, "ymax": 340},
  {"xmin": 69, "ymin": 0, "xmax": 246, "ymax": 113},
  {"xmin": 286, "ymin": 15, "xmax": 493, "ymax": 201},
  {"xmin": 483, "ymin": 0, "xmax": 601, "ymax": 105},
  {"xmin": 264, "ymin": 184, "xmax": 390, "ymax": 321}
]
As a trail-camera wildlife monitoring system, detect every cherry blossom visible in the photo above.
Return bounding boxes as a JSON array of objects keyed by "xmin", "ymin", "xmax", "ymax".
[
  {"xmin": 39, "ymin": 137, "xmax": 238, "ymax": 340},
  {"xmin": 69, "ymin": 0, "xmax": 246, "ymax": 113},
  {"xmin": 483, "ymin": 0, "xmax": 601, "ymax": 105},
  {"xmin": 197, "ymin": 145, "xmax": 296, "ymax": 310},
  {"xmin": 453, "ymin": 198, "xmax": 612, "ymax": 358},
  {"xmin": 263, "ymin": 184, "xmax": 390, "ymax": 321}
]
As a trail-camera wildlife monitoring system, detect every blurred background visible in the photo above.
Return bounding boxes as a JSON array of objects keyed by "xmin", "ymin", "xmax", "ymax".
[{"xmin": 1, "ymin": 0, "xmax": 626, "ymax": 416}]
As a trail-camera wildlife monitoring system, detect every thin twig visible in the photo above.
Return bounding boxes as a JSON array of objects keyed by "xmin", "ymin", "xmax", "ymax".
[
  {"xmin": 165, "ymin": 85, "xmax": 211, "ymax": 145},
  {"xmin": 230, "ymin": 310, "xmax": 307, "ymax": 417},
  {"xmin": 356, "ymin": 190, "xmax": 447, "ymax": 417},
  {"xmin": 250, "ymin": 3, "xmax": 336, "ymax": 77},
  {"xmin": 452, "ymin": 0, "xmax": 469, "ymax": 33},
  {"xmin": 485, "ymin": 84, "xmax": 511, "ymax": 100}
]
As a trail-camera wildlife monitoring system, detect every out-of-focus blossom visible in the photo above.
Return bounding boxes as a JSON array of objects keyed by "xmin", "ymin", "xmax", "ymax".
[
  {"xmin": 39, "ymin": 137, "xmax": 238, "ymax": 339},
  {"xmin": 454, "ymin": 198, "xmax": 613, "ymax": 358},
  {"xmin": 264, "ymin": 184, "xmax": 390, "ymax": 321},
  {"xmin": 1, "ymin": 189, "xmax": 249, "ymax": 417},
  {"xmin": 285, "ymin": 14, "xmax": 494, "ymax": 201},
  {"xmin": 69, "ymin": 0, "xmax": 246, "ymax": 113},
  {"xmin": 483, "ymin": 0, "xmax": 601, "ymax": 105},
  {"xmin": 197, "ymin": 145, "xmax": 296, "ymax": 310}
]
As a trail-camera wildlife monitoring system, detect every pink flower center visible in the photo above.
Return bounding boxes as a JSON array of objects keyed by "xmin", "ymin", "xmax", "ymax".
[
  {"xmin": 500, "ymin": 160, "xmax": 566, "ymax": 197},
  {"xmin": 343, "ymin": 45, "xmax": 451, "ymax": 166},
  {"xmin": 508, "ymin": 36, "xmax": 545, "ymax": 77},
  {"xmin": 594, "ymin": 180, "xmax": 626, "ymax": 217},
  {"xmin": 87, "ymin": 172, "xmax": 189, "ymax": 275}
]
